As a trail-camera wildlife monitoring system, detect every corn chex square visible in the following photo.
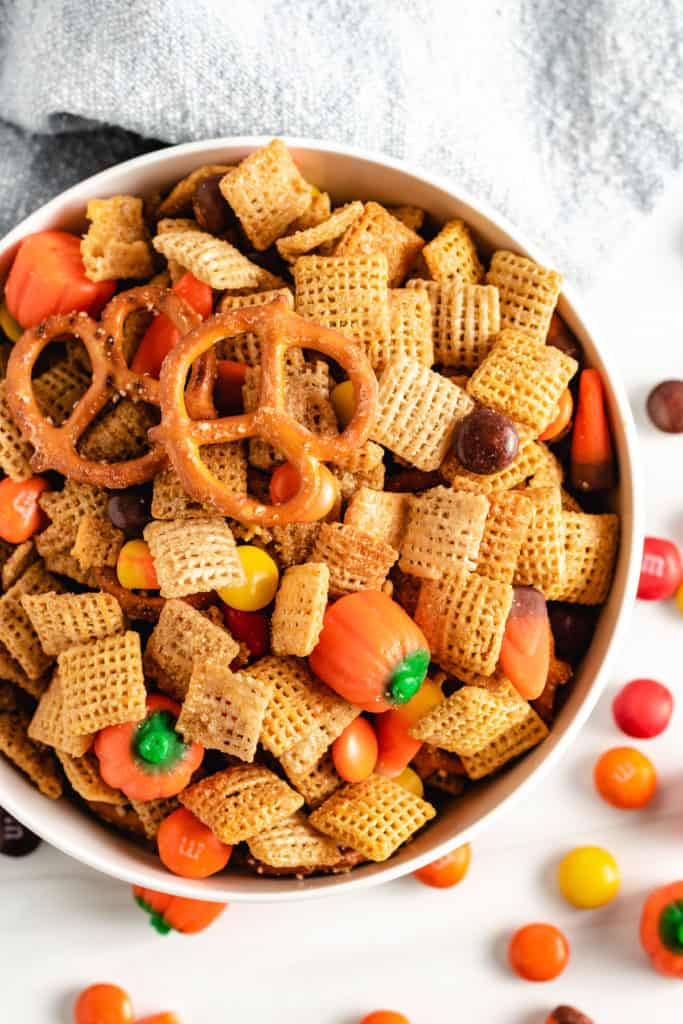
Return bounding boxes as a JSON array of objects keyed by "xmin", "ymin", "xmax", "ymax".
[
  {"xmin": 179, "ymin": 764, "xmax": 304, "ymax": 844},
  {"xmin": 22, "ymin": 591, "xmax": 123, "ymax": 657},
  {"xmin": 0, "ymin": 708, "xmax": 62, "ymax": 798},
  {"xmin": 442, "ymin": 438, "xmax": 560, "ymax": 494},
  {"xmin": 422, "ymin": 218, "xmax": 484, "ymax": 284},
  {"xmin": 271, "ymin": 563, "xmax": 329, "ymax": 658},
  {"xmin": 38, "ymin": 481, "xmax": 108, "ymax": 559},
  {"xmin": 486, "ymin": 250, "xmax": 563, "ymax": 342},
  {"xmin": 81, "ymin": 195, "xmax": 154, "ymax": 282},
  {"xmin": 57, "ymin": 749, "xmax": 125, "ymax": 805},
  {"xmin": 57, "ymin": 631, "xmax": 146, "ymax": 736},
  {"xmin": 286, "ymin": 750, "xmax": 344, "ymax": 809},
  {"xmin": 176, "ymin": 660, "xmax": 272, "ymax": 761},
  {"xmin": 28, "ymin": 673, "xmax": 93, "ymax": 756},
  {"xmin": 334, "ymin": 201, "xmax": 424, "ymax": 287},
  {"xmin": 514, "ymin": 487, "xmax": 566, "ymax": 596},
  {"xmin": 309, "ymin": 774, "xmax": 436, "ymax": 862},
  {"xmin": 153, "ymin": 227, "xmax": 272, "ymax": 291},
  {"xmin": 2, "ymin": 541, "xmax": 37, "ymax": 592},
  {"xmin": 144, "ymin": 518, "xmax": 245, "ymax": 597},
  {"xmin": 71, "ymin": 515, "xmax": 124, "ymax": 571},
  {"xmin": 0, "ymin": 380, "xmax": 35, "ymax": 481},
  {"xmin": 79, "ymin": 400, "xmax": 157, "ymax": 463},
  {"xmin": 344, "ymin": 487, "xmax": 409, "ymax": 550},
  {"xmin": 553, "ymin": 511, "xmax": 619, "ymax": 604},
  {"xmin": 151, "ymin": 443, "xmax": 247, "ymax": 520},
  {"xmin": 276, "ymin": 201, "xmax": 364, "ymax": 262},
  {"xmin": 476, "ymin": 491, "xmax": 535, "ymax": 583},
  {"xmin": 216, "ymin": 289, "xmax": 294, "ymax": 365},
  {"xmin": 247, "ymin": 811, "xmax": 342, "ymax": 869},
  {"xmin": 407, "ymin": 279, "xmax": 500, "ymax": 369},
  {"xmin": 377, "ymin": 287, "xmax": 434, "ymax": 372},
  {"xmin": 467, "ymin": 329, "xmax": 578, "ymax": 435},
  {"xmin": 0, "ymin": 563, "xmax": 64, "ymax": 679},
  {"xmin": 371, "ymin": 355, "xmax": 474, "ymax": 471},
  {"xmin": 311, "ymin": 523, "xmax": 398, "ymax": 597},
  {"xmin": 399, "ymin": 487, "xmax": 489, "ymax": 580},
  {"xmin": 34, "ymin": 361, "xmax": 89, "ymax": 426},
  {"xmin": 130, "ymin": 796, "xmax": 180, "ymax": 839},
  {"xmin": 410, "ymin": 679, "xmax": 531, "ymax": 756},
  {"xmin": 294, "ymin": 253, "xmax": 391, "ymax": 362},
  {"xmin": 415, "ymin": 571, "xmax": 513, "ymax": 677},
  {"xmin": 460, "ymin": 705, "xmax": 549, "ymax": 779},
  {"xmin": 219, "ymin": 140, "xmax": 312, "ymax": 250},
  {"xmin": 144, "ymin": 599, "xmax": 240, "ymax": 701}
]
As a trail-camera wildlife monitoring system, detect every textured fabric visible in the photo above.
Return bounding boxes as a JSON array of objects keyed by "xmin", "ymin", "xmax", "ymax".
[{"xmin": 0, "ymin": 0, "xmax": 682, "ymax": 283}]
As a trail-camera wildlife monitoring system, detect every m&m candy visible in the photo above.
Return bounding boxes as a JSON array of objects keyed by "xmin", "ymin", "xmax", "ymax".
[
  {"xmin": 508, "ymin": 922, "xmax": 570, "ymax": 981},
  {"xmin": 557, "ymin": 846, "xmax": 620, "ymax": 908},
  {"xmin": 637, "ymin": 537, "xmax": 682, "ymax": 600},
  {"xmin": 612, "ymin": 679, "xmax": 673, "ymax": 739},
  {"xmin": 594, "ymin": 747, "xmax": 657, "ymax": 809},
  {"xmin": 545, "ymin": 1007, "xmax": 594, "ymax": 1024},
  {"xmin": 0, "ymin": 808, "xmax": 40, "ymax": 857}
]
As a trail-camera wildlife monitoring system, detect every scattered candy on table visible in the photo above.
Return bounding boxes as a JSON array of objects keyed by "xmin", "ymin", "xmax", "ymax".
[
  {"xmin": 358, "ymin": 1013, "xmax": 410, "ymax": 1024},
  {"xmin": 593, "ymin": 746, "xmax": 657, "ymax": 809},
  {"xmin": 508, "ymin": 922, "xmax": 570, "ymax": 982},
  {"xmin": 612, "ymin": 678, "xmax": 673, "ymax": 739},
  {"xmin": 413, "ymin": 843, "xmax": 471, "ymax": 889},
  {"xmin": 73, "ymin": 983, "xmax": 179, "ymax": 1024},
  {"xmin": 217, "ymin": 545, "xmax": 279, "ymax": 611},
  {"xmin": 646, "ymin": 379, "xmax": 683, "ymax": 433},
  {"xmin": 0, "ymin": 807, "xmax": 41, "ymax": 857},
  {"xmin": 637, "ymin": 536, "xmax": 682, "ymax": 600},
  {"xmin": 557, "ymin": 846, "xmax": 620, "ymax": 909},
  {"xmin": 640, "ymin": 880, "xmax": 683, "ymax": 977},
  {"xmin": 545, "ymin": 1007, "xmax": 594, "ymax": 1024},
  {"xmin": 132, "ymin": 886, "xmax": 227, "ymax": 935}
]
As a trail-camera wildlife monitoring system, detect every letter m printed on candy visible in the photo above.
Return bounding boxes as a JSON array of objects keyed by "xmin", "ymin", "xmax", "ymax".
[{"xmin": 638, "ymin": 538, "xmax": 682, "ymax": 600}]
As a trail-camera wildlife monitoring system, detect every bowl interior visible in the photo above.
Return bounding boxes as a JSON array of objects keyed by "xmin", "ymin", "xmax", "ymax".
[{"xmin": 0, "ymin": 139, "xmax": 641, "ymax": 901}]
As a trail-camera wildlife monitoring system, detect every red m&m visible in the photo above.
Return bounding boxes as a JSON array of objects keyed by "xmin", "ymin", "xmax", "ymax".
[
  {"xmin": 637, "ymin": 537, "xmax": 682, "ymax": 600},
  {"xmin": 612, "ymin": 679, "xmax": 673, "ymax": 739}
]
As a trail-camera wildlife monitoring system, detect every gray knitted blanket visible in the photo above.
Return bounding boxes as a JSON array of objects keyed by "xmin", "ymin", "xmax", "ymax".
[{"xmin": 1, "ymin": 0, "xmax": 682, "ymax": 284}]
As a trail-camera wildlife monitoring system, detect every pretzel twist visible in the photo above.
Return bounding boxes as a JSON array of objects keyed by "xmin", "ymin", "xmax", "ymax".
[
  {"xmin": 5, "ymin": 286, "xmax": 201, "ymax": 488},
  {"xmin": 151, "ymin": 297, "xmax": 378, "ymax": 525}
]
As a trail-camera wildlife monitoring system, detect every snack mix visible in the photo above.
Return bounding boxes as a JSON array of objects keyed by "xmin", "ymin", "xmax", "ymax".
[{"xmin": 0, "ymin": 139, "xmax": 619, "ymax": 879}]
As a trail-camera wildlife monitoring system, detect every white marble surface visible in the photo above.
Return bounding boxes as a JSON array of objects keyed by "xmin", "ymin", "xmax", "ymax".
[{"xmin": 4, "ymin": 174, "xmax": 683, "ymax": 1023}]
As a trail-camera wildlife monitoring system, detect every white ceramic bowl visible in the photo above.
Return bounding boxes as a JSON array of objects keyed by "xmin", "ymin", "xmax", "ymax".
[{"xmin": 0, "ymin": 137, "xmax": 642, "ymax": 902}]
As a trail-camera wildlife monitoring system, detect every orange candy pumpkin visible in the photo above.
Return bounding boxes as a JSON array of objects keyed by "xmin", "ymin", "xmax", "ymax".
[
  {"xmin": 309, "ymin": 591, "xmax": 430, "ymax": 712},
  {"xmin": 640, "ymin": 880, "xmax": 683, "ymax": 977},
  {"xmin": 132, "ymin": 885, "xmax": 227, "ymax": 935}
]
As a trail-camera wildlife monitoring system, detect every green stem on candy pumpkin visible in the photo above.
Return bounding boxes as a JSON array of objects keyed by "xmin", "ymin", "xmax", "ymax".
[{"xmin": 388, "ymin": 647, "xmax": 430, "ymax": 705}]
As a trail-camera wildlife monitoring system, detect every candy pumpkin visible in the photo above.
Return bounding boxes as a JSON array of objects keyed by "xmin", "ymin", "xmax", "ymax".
[
  {"xmin": 309, "ymin": 591, "xmax": 430, "ymax": 712},
  {"xmin": 132, "ymin": 885, "xmax": 227, "ymax": 935},
  {"xmin": 94, "ymin": 695, "xmax": 203, "ymax": 801},
  {"xmin": 640, "ymin": 880, "xmax": 683, "ymax": 977}
]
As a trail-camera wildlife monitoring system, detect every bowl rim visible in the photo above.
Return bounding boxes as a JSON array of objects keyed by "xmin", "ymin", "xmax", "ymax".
[{"xmin": 0, "ymin": 135, "xmax": 644, "ymax": 902}]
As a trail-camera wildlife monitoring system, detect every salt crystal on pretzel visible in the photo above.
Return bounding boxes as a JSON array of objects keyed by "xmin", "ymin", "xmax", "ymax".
[
  {"xmin": 415, "ymin": 570, "xmax": 513, "ymax": 677},
  {"xmin": 460, "ymin": 705, "xmax": 549, "ymax": 779},
  {"xmin": 486, "ymin": 250, "xmax": 563, "ymax": 342},
  {"xmin": 422, "ymin": 218, "xmax": 484, "ymax": 284},
  {"xmin": 82, "ymin": 196, "xmax": 154, "ymax": 282},
  {"xmin": 247, "ymin": 811, "xmax": 343, "ymax": 869},
  {"xmin": 514, "ymin": 486, "xmax": 567, "ymax": 596},
  {"xmin": 22, "ymin": 591, "xmax": 123, "ymax": 657},
  {"xmin": 467, "ymin": 329, "xmax": 577, "ymax": 434},
  {"xmin": 271, "ymin": 563, "xmax": 329, "ymax": 658},
  {"xmin": 309, "ymin": 774, "xmax": 435, "ymax": 862},
  {"xmin": 28, "ymin": 673, "xmax": 93, "ymax": 756},
  {"xmin": 157, "ymin": 164, "xmax": 234, "ymax": 217},
  {"xmin": 2, "ymin": 541, "xmax": 38, "ymax": 591},
  {"xmin": 372, "ymin": 355, "xmax": 473, "ymax": 471},
  {"xmin": 0, "ymin": 707, "xmax": 62, "ymax": 798},
  {"xmin": 376, "ymin": 288, "xmax": 434, "ymax": 372},
  {"xmin": 344, "ymin": 487, "xmax": 409, "ymax": 549},
  {"xmin": 57, "ymin": 749, "xmax": 125, "ymax": 805},
  {"xmin": 177, "ymin": 660, "xmax": 273, "ymax": 760},
  {"xmin": 277, "ymin": 202, "xmax": 364, "ymax": 262},
  {"xmin": 294, "ymin": 253, "xmax": 391, "ymax": 362},
  {"xmin": 477, "ymin": 491, "xmax": 535, "ymax": 583},
  {"xmin": 311, "ymin": 522, "xmax": 398, "ymax": 597},
  {"xmin": 399, "ymin": 487, "xmax": 489, "ymax": 580},
  {"xmin": 71, "ymin": 514, "xmax": 125, "ymax": 571},
  {"xmin": 410, "ymin": 679, "xmax": 530, "ymax": 755},
  {"xmin": 335, "ymin": 202, "xmax": 425, "ymax": 287},
  {"xmin": 180, "ymin": 764, "xmax": 304, "ymax": 844},
  {"xmin": 144, "ymin": 518, "xmax": 245, "ymax": 598},
  {"xmin": 552, "ymin": 511, "xmax": 619, "ymax": 604},
  {"xmin": 0, "ymin": 563, "xmax": 64, "ymax": 679},
  {"xmin": 143, "ymin": 599, "xmax": 240, "ymax": 701},
  {"xmin": 219, "ymin": 140, "xmax": 312, "ymax": 250},
  {"xmin": 151, "ymin": 442, "xmax": 247, "ymax": 520},
  {"xmin": 58, "ymin": 631, "xmax": 146, "ymax": 736},
  {"xmin": 0, "ymin": 380, "xmax": 34, "ymax": 481},
  {"xmin": 407, "ymin": 279, "xmax": 500, "ymax": 369}
]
